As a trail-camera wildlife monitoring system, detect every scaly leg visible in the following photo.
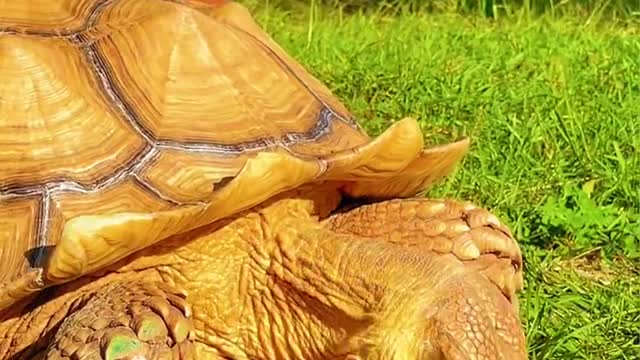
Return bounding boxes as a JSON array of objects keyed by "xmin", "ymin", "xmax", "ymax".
[
  {"xmin": 270, "ymin": 225, "xmax": 527, "ymax": 359},
  {"xmin": 421, "ymin": 272, "xmax": 527, "ymax": 360},
  {"xmin": 257, "ymin": 195, "xmax": 526, "ymax": 359},
  {"xmin": 44, "ymin": 280, "xmax": 194, "ymax": 360},
  {"xmin": 323, "ymin": 198, "xmax": 523, "ymax": 301}
]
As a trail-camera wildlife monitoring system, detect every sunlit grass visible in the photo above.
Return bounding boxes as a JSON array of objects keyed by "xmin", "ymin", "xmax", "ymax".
[{"xmin": 246, "ymin": 4, "xmax": 640, "ymax": 358}]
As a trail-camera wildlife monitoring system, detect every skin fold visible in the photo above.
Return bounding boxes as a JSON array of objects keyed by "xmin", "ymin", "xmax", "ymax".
[{"xmin": 0, "ymin": 184, "xmax": 526, "ymax": 359}]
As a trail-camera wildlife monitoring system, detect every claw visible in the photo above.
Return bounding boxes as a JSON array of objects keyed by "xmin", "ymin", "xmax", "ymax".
[
  {"xmin": 504, "ymin": 271, "xmax": 517, "ymax": 301},
  {"xmin": 430, "ymin": 235, "xmax": 456, "ymax": 254},
  {"xmin": 487, "ymin": 266, "xmax": 507, "ymax": 295},
  {"xmin": 132, "ymin": 311, "xmax": 169, "ymax": 342},
  {"xmin": 469, "ymin": 227, "xmax": 518, "ymax": 258},
  {"xmin": 441, "ymin": 219, "xmax": 471, "ymax": 238},
  {"xmin": 155, "ymin": 281, "xmax": 189, "ymax": 300},
  {"xmin": 476, "ymin": 258, "xmax": 519, "ymax": 302},
  {"xmin": 515, "ymin": 271, "xmax": 524, "ymax": 291},
  {"xmin": 166, "ymin": 307, "xmax": 194, "ymax": 343},
  {"xmin": 452, "ymin": 233, "xmax": 481, "ymax": 260},
  {"xmin": 165, "ymin": 292, "xmax": 193, "ymax": 318},
  {"xmin": 465, "ymin": 208, "xmax": 499, "ymax": 228},
  {"xmin": 143, "ymin": 295, "xmax": 194, "ymax": 343},
  {"xmin": 144, "ymin": 295, "xmax": 172, "ymax": 319},
  {"xmin": 464, "ymin": 209, "xmax": 522, "ymax": 269}
]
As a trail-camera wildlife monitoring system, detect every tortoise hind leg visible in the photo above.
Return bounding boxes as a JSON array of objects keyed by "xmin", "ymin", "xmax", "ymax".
[{"xmin": 45, "ymin": 280, "xmax": 195, "ymax": 360}]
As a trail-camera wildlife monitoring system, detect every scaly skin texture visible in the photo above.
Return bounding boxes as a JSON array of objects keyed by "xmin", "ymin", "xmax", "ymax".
[
  {"xmin": 45, "ymin": 280, "xmax": 195, "ymax": 359},
  {"xmin": 323, "ymin": 198, "xmax": 524, "ymax": 304},
  {"xmin": 0, "ymin": 185, "xmax": 526, "ymax": 359}
]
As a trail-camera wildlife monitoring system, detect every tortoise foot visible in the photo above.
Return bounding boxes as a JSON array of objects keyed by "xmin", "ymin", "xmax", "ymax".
[{"xmin": 45, "ymin": 280, "xmax": 195, "ymax": 360}]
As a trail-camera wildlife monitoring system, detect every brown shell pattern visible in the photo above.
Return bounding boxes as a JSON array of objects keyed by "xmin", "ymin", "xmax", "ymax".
[{"xmin": 0, "ymin": 0, "xmax": 371, "ymax": 286}]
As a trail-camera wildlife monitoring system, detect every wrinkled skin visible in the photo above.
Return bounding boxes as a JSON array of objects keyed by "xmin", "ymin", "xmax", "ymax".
[{"xmin": 0, "ymin": 185, "xmax": 526, "ymax": 359}]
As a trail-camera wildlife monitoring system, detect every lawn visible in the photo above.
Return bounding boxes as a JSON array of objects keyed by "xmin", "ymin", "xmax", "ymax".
[{"xmin": 241, "ymin": 2, "xmax": 640, "ymax": 358}]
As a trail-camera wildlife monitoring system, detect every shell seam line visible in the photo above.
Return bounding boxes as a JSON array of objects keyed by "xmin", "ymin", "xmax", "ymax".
[{"xmin": 0, "ymin": 0, "xmax": 346, "ymax": 254}]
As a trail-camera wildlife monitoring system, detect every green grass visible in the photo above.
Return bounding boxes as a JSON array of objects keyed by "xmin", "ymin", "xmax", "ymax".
[
  {"xmin": 248, "ymin": 0, "xmax": 640, "ymax": 22},
  {"xmin": 244, "ymin": 3, "xmax": 640, "ymax": 359}
]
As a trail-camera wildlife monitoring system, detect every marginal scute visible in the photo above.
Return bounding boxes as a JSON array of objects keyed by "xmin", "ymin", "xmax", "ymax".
[
  {"xmin": 0, "ymin": 197, "xmax": 40, "ymax": 284},
  {"xmin": 29, "ymin": 179, "xmax": 174, "ymax": 277},
  {"xmin": 142, "ymin": 150, "xmax": 252, "ymax": 203},
  {"xmin": 53, "ymin": 179, "xmax": 173, "ymax": 220},
  {"xmin": 286, "ymin": 119, "xmax": 369, "ymax": 156},
  {"xmin": 322, "ymin": 118, "xmax": 425, "ymax": 180},
  {"xmin": 344, "ymin": 139, "xmax": 470, "ymax": 198}
]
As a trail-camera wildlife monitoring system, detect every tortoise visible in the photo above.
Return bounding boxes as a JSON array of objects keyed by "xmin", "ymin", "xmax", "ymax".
[{"xmin": 0, "ymin": 0, "xmax": 527, "ymax": 359}]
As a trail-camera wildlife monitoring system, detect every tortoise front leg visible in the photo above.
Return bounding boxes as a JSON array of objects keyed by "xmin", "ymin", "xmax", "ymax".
[
  {"xmin": 323, "ymin": 198, "xmax": 523, "ymax": 300},
  {"xmin": 45, "ymin": 280, "xmax": 195, "ymax": 360}
]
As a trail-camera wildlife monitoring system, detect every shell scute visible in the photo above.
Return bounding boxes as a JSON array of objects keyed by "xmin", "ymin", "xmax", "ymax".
[
  {"xmin": 0, "ymin": 197, "xmax": 41, "ymax": 284},
  {"xmin": 91, "ymin": 0, "xmax": 356, "ymax": 146},
  {"xmin": 0, "ymin": 0, "xmax": 468, "ymax": 312},
  {"xmin": 0, "ymin": 36, "xmax": 145, "ymax": 189},
  {"xmin": 0, "ymin": 0, "xmax": 369, "ymax": 307}
]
